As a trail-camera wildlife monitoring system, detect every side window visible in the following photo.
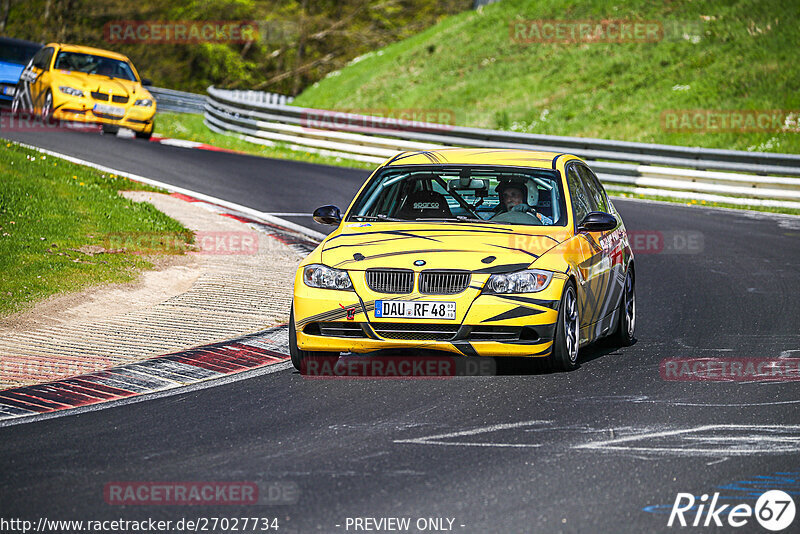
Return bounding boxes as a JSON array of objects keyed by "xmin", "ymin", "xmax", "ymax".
[
  {"xmin": 41, "ymin": 48, "xmax": 54, "ymax": 70},
  {"xmin": 30, "ymin": 49, "xmax": 44, "ymax": 69},
  {"xmin": 566, "ymin": 165, "xmax": 591, "ymax": 226},
  {"xmin": 577, "ymin": 164, "xmax": 609, "ymax": 213}
]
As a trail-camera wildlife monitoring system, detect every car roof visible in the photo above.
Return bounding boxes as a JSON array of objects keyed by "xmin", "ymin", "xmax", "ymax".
[
  {"xmin": 0, "ymin": 37, "xmax": 42, "ymax": 47},
  {"xmin": 383, "ymin": 148, "xmax": 581, "ymax": 169},
  {"xmin": 46, "ymin": 43, "xmax": 130, "ymax": 61}
]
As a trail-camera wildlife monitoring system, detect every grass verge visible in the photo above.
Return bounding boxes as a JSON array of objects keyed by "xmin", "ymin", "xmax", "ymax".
[{"xmin": 0, "ymin": 142, "xmax": 192, "ymax": 317}]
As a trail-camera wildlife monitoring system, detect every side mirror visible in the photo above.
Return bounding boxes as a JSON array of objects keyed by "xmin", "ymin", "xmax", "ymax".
[
  {"xmin": 141, "ymin": 78, "xmax": 153, "ymax": 86},
  {"xmin": 313, "ymin": 205, "xmax": 341, "ymax": 225},
  {"xmin": 577, "ymin": 211, "xmax": 617, "ymax": 232}
]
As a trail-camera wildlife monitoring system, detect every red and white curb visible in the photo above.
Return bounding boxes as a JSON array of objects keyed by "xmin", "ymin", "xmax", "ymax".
[
  {"xmin": 0, "ymin": 325, "xmax": 291, "ymax": 424},
  {"xmin": 149, "ymin": 134, "xmax": 250, "ymax": 155},
  {"xmin": 168, "ymin": 192, "xmax": 320, "ymax": 256}
]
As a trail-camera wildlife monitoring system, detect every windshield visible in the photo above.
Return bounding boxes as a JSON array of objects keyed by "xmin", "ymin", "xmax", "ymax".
[
  {"xmin": 53, "ymin": 51, "xmax": 137, "ymax": 81},
  {"xmin": 347, "ymin": 165, "xmax": 568, "ymax": 226},
  {"xmin": 0, "ymin": 40, "xmax": 40, "ymax": 65}
]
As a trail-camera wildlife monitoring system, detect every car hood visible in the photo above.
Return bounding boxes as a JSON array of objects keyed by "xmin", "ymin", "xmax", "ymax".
[
  {"xmin": 320, "ymin": 222, "xmax": 571, "ymax": 272},
  {"xmin": 54, "ymin": 71, "xmax": 148, "ymax": 99},
  {"xmin": 0, "ymin": 61, "xmax": 25, "ymax": 84}
]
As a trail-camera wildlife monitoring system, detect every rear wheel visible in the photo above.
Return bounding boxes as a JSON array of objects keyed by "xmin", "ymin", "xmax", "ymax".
[
  {"xmin": 609, "ymin": 268, "xmax": 636, "ymax": 346},
  {"xmin": 289, "ymin": 307, "xmax": 339, "ymax": 374},
  {"xmin": 548, "ymin": 281, "xmax": 580, "ymax": 371}
]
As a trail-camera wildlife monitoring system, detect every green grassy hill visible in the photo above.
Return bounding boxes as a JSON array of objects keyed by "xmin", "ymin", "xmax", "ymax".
[{"xmin": 294, "ymin": 0, "xmax": 800, "ymax": 153}]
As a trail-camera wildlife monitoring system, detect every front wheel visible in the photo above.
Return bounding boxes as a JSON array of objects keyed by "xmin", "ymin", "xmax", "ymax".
[
  {"xmin": 548, "ymin": 281, "xmax": 580, "ymax": 371},
  {"xmin": 40, "ymin": 90, "xmax": 53, "ymax": 122},
  {"xmin": 289, "ymin": 307, "xmax": 339, "ymax": 374},
  {"xmin": 11, "ymin": 87, "xmax": 23, "ymax": 115}
]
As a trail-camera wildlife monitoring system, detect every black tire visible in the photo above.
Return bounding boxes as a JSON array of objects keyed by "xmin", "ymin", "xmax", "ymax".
[
  {"xmin": 135, "ymin": 129, "xmax": 152, "ymax": 140},
  {"xmin": 609, "ymin": 267, "xmax": 636, "ymax": 347},
  {"xmin": 289, "ymin": 307, "xmax": 339, "ymax": 374},
  {"xmin": 40, "ymin": 90, "xmax": 53, "ymax": 123},
  {"xmin": 548, "ymin": 280, "xmax": 580, "ymax": 371},
  {"xmin": 10, "ymin": 87, "xmax": 22, "ymax": 115},
  {"xmin": 101, "ymin": 124, "xmax": 119, "ymax": 135}
]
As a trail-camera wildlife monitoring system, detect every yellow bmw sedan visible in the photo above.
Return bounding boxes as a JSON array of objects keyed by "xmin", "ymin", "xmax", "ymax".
[
  {"xmin": 291, "ymin": 148, "xmax": 636, "ymax": 373},
  {"xmin": 13, "ymin": 43, "xmax": 156, "ymax": 138}
]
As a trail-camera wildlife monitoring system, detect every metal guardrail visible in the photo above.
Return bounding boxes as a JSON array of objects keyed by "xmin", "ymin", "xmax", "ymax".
[
  {"xmin": 151, "ymin": 87, "xmax": 292, "ymax": 114},
  {"xmin": 149, "ymin": 86, "xmax": 206, "ymax": 114},
  {"xmin": 205, "ymin": 86, "xmax": 800, "ymax": 209}
]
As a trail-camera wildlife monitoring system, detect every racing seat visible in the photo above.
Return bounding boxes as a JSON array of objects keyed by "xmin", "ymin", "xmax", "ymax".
[{"xmin": 396, "ymin": 190, "xmax": 453, "ymax": 220}]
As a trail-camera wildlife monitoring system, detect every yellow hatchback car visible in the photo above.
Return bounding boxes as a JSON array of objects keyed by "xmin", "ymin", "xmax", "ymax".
[
  {"xmin": 291, "ymin": 149, "xmax": 636, "ymax": 373},
  {"xmin": 13, "ymin": 43, "xmax": 156, "ymax": 138}
]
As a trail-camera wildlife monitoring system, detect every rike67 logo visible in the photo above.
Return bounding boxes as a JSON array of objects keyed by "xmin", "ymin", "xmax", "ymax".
[{"xmin": 668, "ymin": 490, "xmax": 795, "ymax": 531}]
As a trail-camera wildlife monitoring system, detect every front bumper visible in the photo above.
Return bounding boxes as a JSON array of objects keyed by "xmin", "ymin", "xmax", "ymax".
[
  {"xmin": 293, "ymin": 270, "xmax": 566, "ymax": 358},
  {"xmin": 51, "ymin": 92, "xmax": 155, "ymax": 133}
]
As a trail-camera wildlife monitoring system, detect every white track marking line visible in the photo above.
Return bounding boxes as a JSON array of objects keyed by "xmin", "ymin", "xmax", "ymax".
[
  {"xmin": 574, "ymin": 424, "xmax": 800, "ymax": 455},
  {"xmin": 394, "ymin": 420, "xmax": 551, "ymax": 447},
  {"xmin": 12, "ymin": 141, "xmax": 327, "ymax": 241}
]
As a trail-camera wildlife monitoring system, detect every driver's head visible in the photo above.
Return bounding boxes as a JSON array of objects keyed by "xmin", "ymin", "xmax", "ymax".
[
  {"xmin": 497, "ymin": 179, "xmax": 539, "ymax": 210},
  {"xmin": 497, "ymin": 181, "xmax": 527, "ymax": 210},
  {"xmin": 97, "ymin": 62, "xmax": 114, "ymax": 75},
  {"xmin": 501, "ymin": 185, "xmax": 524, "ymax": 209}
]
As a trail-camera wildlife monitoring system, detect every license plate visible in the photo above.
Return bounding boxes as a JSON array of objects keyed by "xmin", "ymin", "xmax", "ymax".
[
  {"xmin": 93, "ymin": 103, "xmax": 125, "ymax": 117},
  {"xmin": 375, "ymin": 300, "xmax": 456, "ymax": 320},
  {"xmin": 2, "ymin": 86, "xmax": 15, "ymax": 96}
]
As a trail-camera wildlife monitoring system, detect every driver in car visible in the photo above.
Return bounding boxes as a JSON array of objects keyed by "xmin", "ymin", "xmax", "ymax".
[{"xmin": 492, "ymin": 180, "xmax": 553, "ymax": 225}]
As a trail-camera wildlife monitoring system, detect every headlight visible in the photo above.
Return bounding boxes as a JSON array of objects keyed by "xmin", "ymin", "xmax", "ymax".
[
  {"xmin": 303, "ymin": 264, "xmax": 353, "ymax": 290},
  {"xmin": 483, "ymin": 269, "xmax": 553, "ymax": 294},
  {"xmin": 59, "ymin": 86, "xmax": 84, "ymax": 97},
  {"xmin": 134, "ymin": 99, "xmax": 154, "ymax": 106}
]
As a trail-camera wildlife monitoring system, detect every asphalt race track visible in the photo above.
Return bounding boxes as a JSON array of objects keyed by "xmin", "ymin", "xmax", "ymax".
[{"xmin": 2, "ymin": 129, "xmax": 800, "ymax": 533}]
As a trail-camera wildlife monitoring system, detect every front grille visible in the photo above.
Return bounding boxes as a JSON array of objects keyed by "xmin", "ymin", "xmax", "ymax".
[
  {"xmin": 372, "ymin": 322, "xmax": 459, "ymax": 341},
  {"xmin": 419, "ymin": 270, "xmax": 471, "ymax": 295},
  {"xmin": 365, "ymin": 269, "xmax": 414, "ymax": 294},
  {"xmin": 112, "ymin": 95, "xmax": 128, "ymax": 104},
  {"xmin": 91, "ymin": 91, "xmax": 109, "ymax": 101},
  {"xmin": 93, "ymin": 112, "xmax": 122, "ymax": 120},
  {"xmin": 316, "ymin": 322, "xmax": 367, "ymax": 338}
]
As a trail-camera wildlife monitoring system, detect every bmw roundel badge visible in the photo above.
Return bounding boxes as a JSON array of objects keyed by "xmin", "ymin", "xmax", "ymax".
[{"xmin": 414, "ymin": 259, "xmax": 426, "ymax": 266}]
